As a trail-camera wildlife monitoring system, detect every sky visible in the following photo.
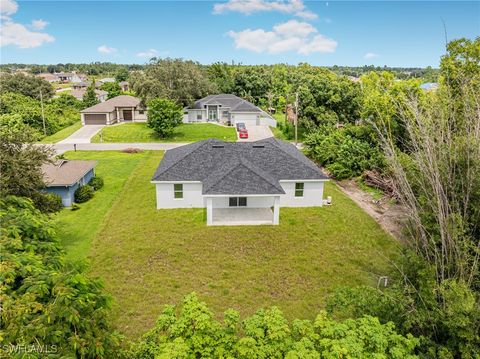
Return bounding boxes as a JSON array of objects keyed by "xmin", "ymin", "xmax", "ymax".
[{"xmin": 0, "ymin": 0, "xmax": 479, "ymax": 67}]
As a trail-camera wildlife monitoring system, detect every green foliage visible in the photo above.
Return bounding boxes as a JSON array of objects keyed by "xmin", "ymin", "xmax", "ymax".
[
  {"xmin": 101, "ymin": 81, "xmax": 122, "ymax": 99},
  {"xmin": 304, "ymin": 124, "xmax": 384, "ymax": 179},
  {"xmin": 115, "ymin": 67, "xmax": 130, "ymax": 82},
  {"xmin": 0, "ymin": 196, "xmax": 120, "ymax": 357},
  {"xmin": 89, "ymin": 176, "xmax": 104, "ymax": 190},
  {"xmin": 327, "ymin": 252, "xmax": 480, "ymax": 358},
  {"xmin": 74, "ymin": 185, "xmax": 94, "ymax": 203},
  {"xmin": 0, "ymin": 123, "xmax": 52, "ymax": 203},
  {"xmin": 129, "ymin": 293, "xmax": 419, "ymax": 358},
  {"xmin": 146, "ymin": 98, "xmax": 183, "ymax": 138},
  {"xmin": 31, "ymin": 191, "xmax": 64, "ymax": 213},
  {"xmin": 0, "ymin": 72, "xmax": 54, "ymax": 99},
  {"xmin": 130, "ymin": 58, "xmax": 216, "ymax": 106},
  {"xmin": 82, "ymin": 83, "xmax": 99, "ymax": 108}
]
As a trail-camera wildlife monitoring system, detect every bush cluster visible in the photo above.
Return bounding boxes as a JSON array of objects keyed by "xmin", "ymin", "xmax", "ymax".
[
  {"xmin": 89, "ymin": 176, "xmax": 104, "ymax": 191},
  {"xmin": 31, "ymin": 192, "xmax": 63, "ymax": 213},
  {"xmin": 74, "ymin": 185, "xmax": 94, "ymax": 203}
]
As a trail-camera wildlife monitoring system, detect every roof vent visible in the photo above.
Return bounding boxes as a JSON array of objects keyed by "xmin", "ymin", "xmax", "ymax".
[
  {"xmin": 57, "ymin": 160, "xmax": 68, "ymax": 167},
  {"xmin": 212, "ymin": 145, "xmax": 224, "ymax": 148},
  {"xmin": 252, "ymin": 145, "xmax": 265, "ymax": 148}
]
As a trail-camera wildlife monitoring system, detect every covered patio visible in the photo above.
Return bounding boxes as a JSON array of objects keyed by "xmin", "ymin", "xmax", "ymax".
[{"xmin": 206, "ymin": 196, "xmax": 280, "ymax": 226}]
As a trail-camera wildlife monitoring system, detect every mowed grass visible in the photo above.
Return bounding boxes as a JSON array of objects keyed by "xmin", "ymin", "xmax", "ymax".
[
  {"xmin": 55, "ymin": 151, "xmax": 402, "ymax": 339},
  {"xmin": 38, "ymin": 121, "xmax": 82, "ymax": 143},
  {"xmin": 91, "ymin": 123, "xmax": 237, "ymax": 143},
  {"xmin": 55, "ymin": 151, "xmax": 150, "ymax": 260}
]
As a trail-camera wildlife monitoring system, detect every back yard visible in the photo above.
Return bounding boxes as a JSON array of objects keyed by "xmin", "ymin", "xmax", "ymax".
[
  {"xmin": 91, "ymin": 123, "xmax": 237, "ymax": 143},
  {"xmin": 57, "ymin": 150, "xmax": 400, "ymax": 340}
]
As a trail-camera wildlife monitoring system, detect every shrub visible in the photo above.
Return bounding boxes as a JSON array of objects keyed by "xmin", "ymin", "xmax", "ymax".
[
  {"xmin": 71, "ymin": 203, "xmax": 80, "ymax": 211},
  {"xmin": 74, "ymin": 185, "xmax": 94, "ymax": 203},
  {"xmin": 89, "ymin": 176, "xmax": 104, "ymax": 191},
  {"xmin": 31, "ymin": 192, "xmax": 63, "ymax": 213},
  {"xmin": 147, "ymin": 98, "xmax": 183, "ymax": 138}
]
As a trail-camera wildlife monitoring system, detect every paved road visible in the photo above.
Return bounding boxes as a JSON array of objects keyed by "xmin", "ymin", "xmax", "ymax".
[
  {"xmin": 58, "ymin": 125, "xmax": 104, "ymax": 144},
  {"xmin": 43, "ymin": 142, "xmax": 190, "ymax": 154},
  {"xmin": 237, "ymin": 125, "xmax": 274, "ymax": 142}
]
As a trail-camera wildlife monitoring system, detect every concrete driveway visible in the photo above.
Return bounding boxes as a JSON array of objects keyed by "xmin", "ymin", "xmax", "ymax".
[
  {"xmin": 237, "ymin": 125, "xmax": 273, "ymax": 142},
  {"xmin": 58, "ymin": 125, "xmax": 104, "ymax": 144}
]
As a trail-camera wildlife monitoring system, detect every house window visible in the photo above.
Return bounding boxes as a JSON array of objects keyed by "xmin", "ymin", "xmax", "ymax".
[
  {"xmin": 139, "ymin": 110, "xmax": 144, "ymax": 114},
  {"xmin": 197, "ymin": 113, "xmax": 202, "ymax": 120},
  {"xmin": 295, "ymin": 183, "xmax": 304, "ymax": 197},
  {"xmin": 229, "ymin": 197, "xmax": 247, "ymax": 207},
  {"xmin": 174, "ymin": 184, "xmax": 183, "ymax": 199}
]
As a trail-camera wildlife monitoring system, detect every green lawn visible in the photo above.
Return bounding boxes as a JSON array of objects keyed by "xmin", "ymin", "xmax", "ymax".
[
  {"xmin": 91, "ymin": 123, "xmax": 237, "ymax": 143},
  {"xmin": 271, "ymin": 112, "xmax": 307, "ymax": 141},
  {"xmin": 54, "ymin": 151, "xmax": 150, "ymax": 260},
  {"xmin": 38, "ymin": 121, "xmax": 82, "ymax": 144},
  {"xmin": 56, "ymin": 150, "xmax": 400, "ymax": 339}
]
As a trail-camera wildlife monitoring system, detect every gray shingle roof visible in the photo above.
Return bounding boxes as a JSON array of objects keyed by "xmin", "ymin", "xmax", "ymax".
[
  {"xmin": 191, "ymin": 94, "xmax": 262, "ymax": 113},
  {"xmin": 152, "ymin": 138, "xmax": 328, "ymax": 195},
  {"xmin": 80, "ymin": 95, "xmax": 140, "ymax": 113}
]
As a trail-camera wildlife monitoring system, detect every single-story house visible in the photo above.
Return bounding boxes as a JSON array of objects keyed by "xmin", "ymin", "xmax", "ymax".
[
  {"xmin": 42, "ymin": 160, "xmax": 97, "ymax": 206},
  {"xmin": 151, "ymin": 138, "xmax": 328, "ymax": 226},
  {"xmin": 119, "ymin": 81, "xmax": 129, "ymax": 91},
  {"xmin": 80, "ymin": 95, "xmax": 146, "ymax": 125},
  {"xmin": 71, "ymin": 89, "xmax": 108, "ymax": 102},
  {"xmin": 37, "ymin": 73, "xmax": 59, "ymax": 83},
  {"xmin": 55, "ymin": 72, "xmax": 74, "ymax": 83},
  {"xmin": 184, "ymin": 94, "xmax": 277, "ymax": 127}
]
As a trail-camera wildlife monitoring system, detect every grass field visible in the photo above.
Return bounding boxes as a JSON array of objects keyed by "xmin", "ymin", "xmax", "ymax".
[
  {"xmin": 38, "ymin": 121, "xmax": 82, "ymax": 144},
  {"xmin": 91, "ymin": 123, "xmax": 237, "ymax": 143},
  {"xmin": 57, "ymin": 150, "xmax": 399, "ymax": 339}
]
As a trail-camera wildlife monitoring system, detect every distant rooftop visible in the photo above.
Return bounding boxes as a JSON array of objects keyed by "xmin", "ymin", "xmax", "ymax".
[
  {"xmin": 80, "ymin": 95, "xmax": 140, "ymax": 113},
  {"xmin": 42, "ymin": 160, "xmax": 97, "ymax": 187}
]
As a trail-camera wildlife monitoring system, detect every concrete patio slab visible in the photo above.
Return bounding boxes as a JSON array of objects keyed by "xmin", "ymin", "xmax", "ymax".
[{"xmin": 211, "ymin": 207, "xmax": 274, "ymax": 226}]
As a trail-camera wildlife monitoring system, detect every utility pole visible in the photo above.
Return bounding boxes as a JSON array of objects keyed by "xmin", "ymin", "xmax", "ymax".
[
  {"xmin": 294, "ymin": 92, "xmax": 299, "ymax": 147},
  {"xmin": 39, "ymin": 89, "xmax": 46, "ymax": 136}
]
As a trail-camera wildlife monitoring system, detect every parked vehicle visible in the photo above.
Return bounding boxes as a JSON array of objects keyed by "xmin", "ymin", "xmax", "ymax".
[
  {"xmin": 236, "ymin": 122, "xmax": 246, "ymax": 132},
  {"xmin": 239, "ymin": 129, "xmax": 248, "ymax": 139}
]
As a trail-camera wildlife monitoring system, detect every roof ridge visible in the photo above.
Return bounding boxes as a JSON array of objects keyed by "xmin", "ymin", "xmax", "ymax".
[
  {"xmin": 202, "ymin": 159, "xmax": 240, "ymax": 193},
  {"xmin": 238, "ymin": 157, "xmax": 284, "ymax": 192},
  {"xmin": 263, "ymin": 138, "xmax": 321, "ymax": 173}
]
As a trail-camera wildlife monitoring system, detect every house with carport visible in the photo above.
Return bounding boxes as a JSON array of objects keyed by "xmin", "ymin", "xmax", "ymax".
[
  {"xmin": 80, "ymin": 95, "xmax": 146, "ymax": 125},
  {"xmin": 151, "ymin": 138, "xmax": 328, "ymax": 225}
]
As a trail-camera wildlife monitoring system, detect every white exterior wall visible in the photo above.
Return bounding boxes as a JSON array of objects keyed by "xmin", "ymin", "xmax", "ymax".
[
  {"xmin": 154, "ymin": 180, "xmax": 327, "ymax": 209},
  {"xmin": 154, "ymin": 182, "xmax": 203, "ymax": 209},
  {"xmin": 211, "ymin": 196, "xmax": 274, "ymax": 208},
  {"xmin": 135, "ymin": 110, "xmax": 147, "ymax": 121},
  {"xmin": 279, "ymin": 180, "xmax": 326, "ymax": 207},
  {"xmin": 187, "ymin": 110, "xmax": 205, "ymax": 123},
  {"xmin": 231, "ymin": 112, "xmax": 259, "ymax": 126}
]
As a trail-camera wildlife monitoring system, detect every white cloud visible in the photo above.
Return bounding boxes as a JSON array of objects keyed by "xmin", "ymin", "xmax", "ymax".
[
  {"xmin": 0, "ymin": 0, "xmax": 18, "ymax": 17},
  {"xmin": 31, "ymin": 19, "xmax": 48, "ymax": 30},
  {"xmin": 228, "ymin": 20, "xmax": 337, "ymax": 55},
  {"xmin": 364, "ymin": 52, "xmax": 379, "ymax": 59},
  {"xmin": 97, "ymin": 45, "xmax": 117, "ymax": 54},
  {"xmin": 0, "ymin": 0, "xmax": 54, "ymax": 48},
  {"xmin": 213, "ymin": 0, "xmax": 317, "ymax": 19},
  {"xmin": 136, "ymin": 48, "xmax": 159, "ymax": 58}
]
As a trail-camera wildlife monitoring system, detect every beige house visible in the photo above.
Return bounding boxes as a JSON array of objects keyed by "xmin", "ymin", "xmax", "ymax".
[{"xmin": 80, "ymin": 95, "xmax": 146, "ymax": 125}]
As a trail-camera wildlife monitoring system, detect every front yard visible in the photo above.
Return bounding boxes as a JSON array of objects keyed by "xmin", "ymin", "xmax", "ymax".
[
  {"xmin": 57, "ymin": 150, "xmax": 400, "ymax": 339},
  {"xmin": 91, "ymin": 122, "xmax": 237, "ymax": 143}
]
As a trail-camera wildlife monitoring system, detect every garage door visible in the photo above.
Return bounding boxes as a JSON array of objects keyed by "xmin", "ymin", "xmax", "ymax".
[
  {"xmin": 234, "ymin": 114, "xmax": 259, "ymax": 127},
  {"xmin": 84, "ymin": 114, "xmax": 107, "ymax": 125}
]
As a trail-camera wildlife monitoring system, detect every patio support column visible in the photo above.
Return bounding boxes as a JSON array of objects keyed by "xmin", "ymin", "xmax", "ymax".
[
  {"xmin": 132, "ymin": 106, "xmax": 135, "ymax": 122},
  {"xmin": 206, "ymin": 197, "xmax": 213, "ymax": 225},
  {"xmin": 273, "ymin": 196, "xmax": 280, "ymax": 225}
]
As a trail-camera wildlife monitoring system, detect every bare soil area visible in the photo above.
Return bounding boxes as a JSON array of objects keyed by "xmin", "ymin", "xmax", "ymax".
[{"xmin": 336, "ymin": 179, "xmax": 408, "ymax": 242}]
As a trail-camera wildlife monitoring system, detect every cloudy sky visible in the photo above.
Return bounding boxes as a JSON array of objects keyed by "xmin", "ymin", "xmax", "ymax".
[{"xmin": 0, "ymin": 0, "xmax": 478, "ymax": 66}]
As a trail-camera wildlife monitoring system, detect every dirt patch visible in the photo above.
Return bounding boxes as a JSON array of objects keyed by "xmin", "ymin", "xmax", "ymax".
[{"xmin": 336, "ymin": 179, "xmax": 408, "ymax": 242}]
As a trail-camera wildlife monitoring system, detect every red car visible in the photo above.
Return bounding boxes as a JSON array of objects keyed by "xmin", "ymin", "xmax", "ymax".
[{"xmin": 239, "ymin": 129, "xmax": 249, "ymax": 139}]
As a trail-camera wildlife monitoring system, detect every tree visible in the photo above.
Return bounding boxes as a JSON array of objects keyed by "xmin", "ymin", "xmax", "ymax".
[
  {"xmin": 0, "ymin": 73, "xmax": 54, "ymax": 99},
  {"xmin": 130, "ymin": 58, "xmax": 216, "ymax": 106},
  {"xmin": 0, "ymin": 196, "xmax": 121, "ymax": 357},
  {"xmin": 0, "ymin": 122, "xmax": 52, "ymax": 200},
  {"xmin": 100, "ymin": 81, "xmax": 122, "ymax": 99},
  {"xmin": 147, "ymin": 98, "xmax": 183, "ymax": 138},
  {"xmin": 129, "ymin": 293, "xmax": 419, "ymax": 358},
  {"xmin": 115, "ymin": 67, "xmax": 129, "ymax": 82},
  {"xmin": 82, "ymin": 82, "xmax": 99, "ymax": 108}
]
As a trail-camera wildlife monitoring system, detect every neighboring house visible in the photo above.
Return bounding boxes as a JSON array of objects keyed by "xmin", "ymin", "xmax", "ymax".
[
  {"xmin": 72, "ymin": 81, "xmax": 102, "ymax": 90},
  {"xmin": 41, "ymin": 160, "xmax": 97, "ymax": 206},
  {"xmin": 56, "ymin": 72, "xmax": 73, "ymax": 82},
  {"xmin": 37, "ymin": 73, "xmax": 59, "ymax": 83},
  {"xmin": 71, "ymin": 73, "xmax": 86, "ymax": 83},
  {"xmin": 71, "ymin": 89, "xmax": 108, "ymax": 102},
  {"xmin": 151, "ymin": 138, "xmax": 328, "ymax": 226},
  {"xmin": 184, "ymin": 94, "xmax": 276, "ymax": 127},
  {"xmin": 80, "ymin": 95, "xmax": 146, "ymax": 125},
  {"xmin": 100, "ymin": 77, "xmax": 115, "ymax": 83},
  {"xmin": 119, "ymin": 81, "xmax": 129, "ymax": 91}
]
